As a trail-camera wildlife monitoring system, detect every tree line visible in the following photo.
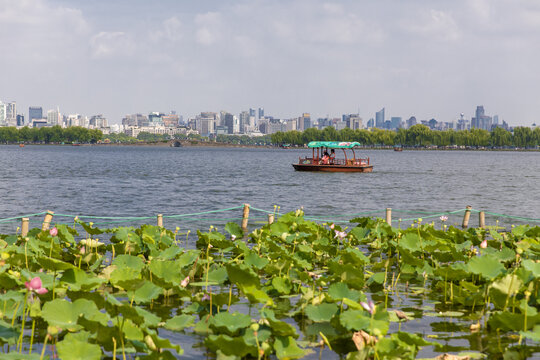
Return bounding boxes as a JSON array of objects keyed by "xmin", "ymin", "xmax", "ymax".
[
  {"xmin": 0, "ymin": 126, "xmax": 103, "ymax": 144},
  {"xmin": 270, "ymin": 125, "xmax": 540, "ymax": 148}
]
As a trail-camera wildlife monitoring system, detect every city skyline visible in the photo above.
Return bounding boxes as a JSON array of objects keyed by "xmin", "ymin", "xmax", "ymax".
[{"xmin": 1, "ymin": 1, "xmax": 540, "ymax": 126}]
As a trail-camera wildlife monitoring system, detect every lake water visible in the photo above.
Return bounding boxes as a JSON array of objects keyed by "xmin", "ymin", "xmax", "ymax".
[
  {"xmin": 0, "ymin": 145, "xmax": 539, "ymax": 231},
  {"xmin": 1, "ymin": 145, "xmax": 539, "ymax": 358}
]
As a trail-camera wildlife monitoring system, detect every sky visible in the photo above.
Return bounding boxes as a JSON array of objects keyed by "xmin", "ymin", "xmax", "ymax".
[{"xmin": 1, "ymin": 0, "xmax": 539, "ymax": 126}]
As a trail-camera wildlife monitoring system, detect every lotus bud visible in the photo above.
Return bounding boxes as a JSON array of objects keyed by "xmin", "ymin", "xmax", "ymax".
[
  {"xmin": 144, "ymin": 335, "xmax": 157, "ymax": 351},
  {"xmin": 250, "ymin": 323, "xmax": 259, "ymax": 332},
  {"xmin": 231, "ymin": 235, "xmax": 236, "ymax": 240},
  {"xmin": 47, "ymin": 325, "xmax": 62, "ymax": 336},
  {"xmin": 480, "ymin": 239, "xmax": 487, "ymax": 249},
  {"xmin": 180, "ymin": 276, "xmax": 190, "ymax": 288},
  {"xmin": 49, "ymin": 227, "xmax": 58, "ymax": 237}
]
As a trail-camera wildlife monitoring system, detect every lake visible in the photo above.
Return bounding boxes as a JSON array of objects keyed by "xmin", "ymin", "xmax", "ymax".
[
  {"xmin": 0, "ymin": 145, "xmax": 539, "ymax": 232},
  {"xmin": 1, "ymin": 144, "xmax": 539, "ymax": 359}
]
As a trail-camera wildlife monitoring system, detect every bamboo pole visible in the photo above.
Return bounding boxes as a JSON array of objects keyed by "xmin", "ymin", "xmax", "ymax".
[
  {"xmin": 268, "ymin": 214, "xmax": 275, "ymax": 225},
  {"xmin": 462, "ymin": 206, "xmax": 472, "ymax": 229},
  {"xmin": 42, "ymin": 211, "xmax": 54, "ymax": 231},
  {"xmin": 21, "ymin": 218, "xmax": 29, "ymax": 237},
  {"xmin": 385, "ymin": 208, "xmax": 392, "ymax": 226},
  {"xmin": 479, "ymin": 211, "xmax": 486, "ymax": 229},
  {"xmin": 157, "ymin": 214, "xmax": 163, "ymax": 227},
  {"xmin": 241, "ymin": 204, "xmax": 250, "ymax": 231}
]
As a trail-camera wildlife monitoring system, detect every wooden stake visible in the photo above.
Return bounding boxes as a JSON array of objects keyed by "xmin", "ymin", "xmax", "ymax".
[
  {"xmin": 241, "ymin": 204, "xmax": 250, "ymax": 231},
  {"xmin": 42, "ymin": 211, "xmax": 54, "ymax": 231},
  {"xmin": 479, "ymin": 211, "xmax": 486, "ymax": 229},
  {"xmin": 462, "ymin": 206, "xmax": 472, "ymax": 229},
  {"xmin": 157, "ymin": 214, "xmax": 163, "ymax": 227},
  {"xmin": 268, "ymin": 214, "xmax": 275, "ymax": 225},
  {"xmin": 385, "ymin": 208, "xmax": 392, "ymax": 226},
  {"xmin": 21, "ymin": 218, "xmax": 29, "ymax": 237}
]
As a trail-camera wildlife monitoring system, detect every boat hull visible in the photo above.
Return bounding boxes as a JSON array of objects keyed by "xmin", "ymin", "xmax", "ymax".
[{"xmin": 292, "ymin": 163, "xmax": 373, "ymax": 172}]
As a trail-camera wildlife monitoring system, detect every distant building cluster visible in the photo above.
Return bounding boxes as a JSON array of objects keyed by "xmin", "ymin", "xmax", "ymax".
[
  {"xmin": 0, "ymin": 98, "xmax": 523, "ymax": 138},
  {"xmin": 0, "ymin": 100, "xmax": 117, "ymax": 134}
]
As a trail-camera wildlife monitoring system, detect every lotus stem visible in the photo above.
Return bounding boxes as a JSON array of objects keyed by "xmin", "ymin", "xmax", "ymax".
[
  {"xmin": 11, "ymin": 301, "xmax": 21, "ymax": 327},
  {"xmin": 112, "ymin": 337, "xmax": 117, "ymax": 359},
  {"xmin": 39, "ymin": 333, "xmax": 48, "ymax": 360},
  {"xmin": 29, "ymin": 319, "xmax": 36, "ymax": 354},
  {"xmin": 18, "ymin": 293, "xmax": 28, "ymax": 352},
  {"xmin": 228, "ymin": 286, "xmax": 232, "ymax": 311}
]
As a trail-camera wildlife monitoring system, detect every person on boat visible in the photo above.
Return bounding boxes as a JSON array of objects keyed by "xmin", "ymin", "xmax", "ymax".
[
  {"xmin": 329, "ymin": 149, "xmax": 335, "ymax": 164},
  {"xmin": 320, "ymin": 151, "xmax": 330, "ymax": 165}
]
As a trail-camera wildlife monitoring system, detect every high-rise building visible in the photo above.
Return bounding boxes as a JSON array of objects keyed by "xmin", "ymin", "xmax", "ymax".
[
  {"xmin": 89, "ymin": 114, "xmax": 108, "ymax": 128},
  {"xmin": 391, "ymin": 117, "xmax": 402, "ymax": 129},
  {"xmin": 258, "ymin": 107, "xmax": 264, "ymax": 119},
  {"xmin": 342, "ymin": 114, "xmax": 363, "ymax": 130},
  {"xmin": 249, "ymin": 108, "xmax": 256, "ymax": 118},
  {"xmin": 16, "ymin": 114, "xmax": 25, "ymax": 126},
  {"xmin": 29, "ymin": 107, "xmax": 43, "ymax": 123},
  {"xmin": 375, "ymin": 108, "xmax": 385, "ymax": 128},
  {"xmin": 406, "ymin": 116, "xmax": 417, "ymax": 128},
  {"xmin": 0, "ymin": 102, "xmax": 6, "ymax": 125},
  {"xmin": 47, "ymin": 108, "xmax": 62, "ymax": 126},
  {"xmin": 197, "ymin": 112, "xmax": 217, "ymax": 135},
  {"xmin": 222, "ymin": 112, "xmax": 235, "ymax": 134},
  {"xmin": 471, "ymin": 105, "xmax": 492, "ymax": 130},
  {"xmin": 162, "ymin": 113, "xmax": 180, "ymax": 127},
  {"xmin": 297, "ymin": 113, "xmax": 311, "ymax": 131},
  {"xmin": 239, "ymin": 111, "xmax": 250, "ymax": 133},
  {"xmin": 6, "ymin": 102, "xmax": 16, "ymax": 121}
]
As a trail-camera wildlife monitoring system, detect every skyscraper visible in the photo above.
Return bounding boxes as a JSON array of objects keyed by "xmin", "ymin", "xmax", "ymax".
[
  {"xmin": 258, "ymin": 107, "xmax": 264, "ymax": 119},
  {"xmin": 29, "ymin": 107, "xmax": 43, "ymax": 124},
  {"xmin": 375, "ymin": 108, "xmax": 385, "ymax": 128}
]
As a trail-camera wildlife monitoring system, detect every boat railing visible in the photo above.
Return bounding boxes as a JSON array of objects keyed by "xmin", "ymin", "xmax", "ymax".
[{"xmin": 299, "ymin": 157, "xmax": 370, "ymax": 166}]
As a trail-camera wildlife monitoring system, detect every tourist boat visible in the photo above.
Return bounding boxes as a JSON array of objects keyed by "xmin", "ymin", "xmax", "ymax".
[
  {"xmin": 393, "ymin": 145, "xmax": 403, "ymax": 152},
  {"xmin": 19, "ymin": 143, "xmax": 24, "ymax": 148},
  {"xmin": 292, "ymin": 141, "xmax": 373, "ymax": 172}
]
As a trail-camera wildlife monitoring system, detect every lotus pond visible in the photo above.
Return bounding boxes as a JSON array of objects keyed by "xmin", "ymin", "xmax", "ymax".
[{"xmin": 0, "ymin": 211, "xmax": 539, "ymax": 359}]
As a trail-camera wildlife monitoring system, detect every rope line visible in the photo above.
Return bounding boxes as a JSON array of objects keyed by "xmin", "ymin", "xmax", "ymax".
[{"xmin": 1, "ymin": 206, "xmax": 540, "ymax": 226}]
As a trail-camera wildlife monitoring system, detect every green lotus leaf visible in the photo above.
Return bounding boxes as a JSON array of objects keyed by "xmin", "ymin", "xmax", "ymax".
[
  {"xmin": 0, "ymin": 320, "xmax": 18, "ymax": 344},
  {"xmin": 144, "ymin": 333, "xmax": 182, "ymax": 354},
  {"xmin": 261, "ymin": 309, "xmax": 298, "ymax": 337},
  {"xmin": 272, "ymin": 277, "xmax": 292, "ymax": 295},
  {"xmin": 224, "ymin": 222, "xmax": 243, "ymax": 238},
  {"xmin": 522, "ymin": 259, "xmax": 540, "ymax": 277},
  {"xmin": 76, "ymin": 221, "xmax": 105, "ymax": 236},
  {"xmin": 207, "ymin": 266, "xmax": 228, "ymax": 284},
  {"xmin": 205, "ymin": 334, "xmax": 257, "ymax": 358},
  {"xmin": 110, "ymin": 267, "xmax": 143, "ymax": 290},
  {"xmin": 305, "ymin": 303, "xmax": 339, "ymax": 323},
  {"xmin": 60, "ymin": 268, "xmax": 105, "ymax": 291},
  {"xmin": 122, "ymin": 318, "xmax": 144, "ymax": 341},
  {"xmin": 488, "ymin": 311, "xmax": 540, "ymax": 331},
  {"xmin": 490, "ymin": 274, "xmax": 523, "ymax": 296},
  {"xmin": 341, "ymin": 247, "xmax": 369, "ymax": 266},
  {"xmin": 368, "ymin": 272, "xmax": 386, "ymax": 285},
  {"xmin": 328, "ymin": 282, "xmax": 361, "ymax": 302},
  {"xmin": 56, "ymin": 224, "xmax": 77, "ymax": 243},
  {"xmin": 37, "ymin": 257, "xmax": 76, "ymax": 271},
  {"xmin": 41, "ymin": 299, "xmax": 83, "ymax": 331},
  {"xmin": 56, "ymin": 332, "xmax": 101, "ymax": 360},
  {"xmin": 164, "ymin": 314, "xmax": 196, "ymax": 331},
  {"xmin": 274, "ymin": 336, "xmax": 307, "ymax": 360},
  {"xmin": 112, "ymin": 254, "xmax": 145, "ymax": 272},
  {"xmin": 241, "ymin": 285, "xmax": 273, "ymax": 305},
  {"xmin": 399, "ymin": 232, "xmax": 422, "ymax": 252},
  {"xmin": 340, "ymin": 309, "xmax": 390, "ymax": 336},
  {"xmin": 244, "ymin": 252, "xmax": 269, "ymax": 270},
  {"xmin": 156, "ymin": 246, "xmax": 183, "ymax": 260},
  {"xmin": 149, "ymin": 260, "xmax": 182, "ymax": 285},
  {"xmin": 210, "ymin": 312, "xmax": 252, "ymax": 336},
  {"xmin": 467, "ymin": 255, "xmax": 505, "ymax": 280},
  {"xmin": 177, "ymin": 250, "xmax": 199, "ymax": 268},
  {"xmin": 129, "ymin": 280, "xmax": 163, "ymax": 304},
  {"xmin": 520, "ymin": 325, "xmax": 540, "ymax": 342},
  {"xmin": 226, "ymin": 263, "xmax": 260, "ymax": 288}
]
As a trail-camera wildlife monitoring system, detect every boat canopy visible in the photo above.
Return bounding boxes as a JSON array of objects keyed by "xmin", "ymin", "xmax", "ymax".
[{"xmin": 307, "ymin": 141, "xmax": 362, "ymax": 149}]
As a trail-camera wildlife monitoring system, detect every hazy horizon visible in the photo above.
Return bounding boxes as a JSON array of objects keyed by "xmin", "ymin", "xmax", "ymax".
[{"xmin": 1, "ymin": 0, "xmax": 539, "ymax": 126}]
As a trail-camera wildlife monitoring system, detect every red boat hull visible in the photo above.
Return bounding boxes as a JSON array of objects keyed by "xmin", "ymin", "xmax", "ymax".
[{"xmin": 292, "ymin": 163, "xmax": 373, "ymax": 172}]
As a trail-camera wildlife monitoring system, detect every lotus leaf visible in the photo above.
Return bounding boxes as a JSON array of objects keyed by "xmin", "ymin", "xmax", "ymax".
[
  {"xmin": 112, "ymin": 254, "xmax": 145, "ymax": 272},
  {"xmin": 261, "ymin": 308, "xmax": 298, "ymax": 337},
  {"xmin": 122, "ymin": 318, "xmax": 145, "ymax": 341},
  {"xmin": 56, "ymin": 332, "xmax": 102, "ymax": 360},
  {"xmin": 207, "ymin": 266, "xmax": 228, "ymax": 284},
  {"xmin": 488, "ymin": 311, "xmax": 540, "ymax": 331},
  {"xmin": 272, "ymin": 276, "xmax": 292, "ymax": 295},
  {"xmin": 37, "ymin": 257, "xmax": 76, "ymax": 271},
  {"xmin": 226, "ymin": 263, "xmax": 260, "ymax": 288},
  {"xmin": 156, "ymin": 246, "xmax": 183, "ymax": 260},
  {"xmin": 130, "ymin": 280, "xmax": 163, "ymax": 303},
  {"xmin": 224, "ymin": 222, "xmax": 243, "ymax": 238},
  {"xmin": 241, "ymin": 285, "xmax": 273, "ymax": 304},
  {"xmin": 340, "ymin": 309, "xmax": 390, "ymax": 336},
  {"xmin": 522, "ymin": 259, "xmax": 540, "ymax": 277},
  {"xmin": 274, "ymin": 335, "xmax": 307, "ymax": 360},
  {"xmin": 210, "ymin": 311, "xmax": 252, "ymax": 335},
  {"xmin": 60, "ymin": 268, "xmax": 105, "ymax": 291},
  {"xmin": 164, "ymin": 314, "xmax": 195, "ymax": 331},
  {"xmin": 520, "ymin": 325, "xmax": 540, "ymax": 342},
  {"xmin": 205, "ymin": 334, "xmax": 258, "ymax": 357},
  {"xmin": 328, "ymin": 282, "xmax": 361, "ymax": 302},
  {"xmin": 244, "ymin": 251, "xmax": 269, "ymax": 269},
  {"xmin": 0, "ymin": 319, "xmax": 17, "ymax": 344},
  {"xmin": 467, "ymin": 255, "xmax": 505, "ymax": 280},
  {"xmin": 305, "ymin": 303, "xmax": 339, "ymax": 323},
  {"xmin": 149, "ymin": 260, "xmax": 183, "ymax": 286}
]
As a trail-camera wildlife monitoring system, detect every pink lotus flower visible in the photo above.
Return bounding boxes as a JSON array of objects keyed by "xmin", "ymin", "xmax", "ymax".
[
  {"xmin": 480, "ymin": 239, "xmax": 488, "ymax": 249},
  {"xmin": 360, "ymin": 300, "xmax": 375, "ymax": 315},
  {"xmin": 231, "ymin": 235, "xmax": 236, "ymax": 241},
  {"xmin": 334, "ymin": 230, "xmax": 347, "ymax": 240},
  {"xmin": 180, "ymin": 276, "xmax": 190, "ymax": 288},
  {"xmin": 439, "ymin": 216, "xmax": 448, "ymax": 222},
  {"xmin": 330, "ymin": 224, "xmax": 335, "ymax": 230},
  {"xmin": 25, "ymin": 277, "xmax": 48, "ymax": 295},
  {"xmin": 49, "ymin": 227, "xmax": 58, "ymax": 237}
]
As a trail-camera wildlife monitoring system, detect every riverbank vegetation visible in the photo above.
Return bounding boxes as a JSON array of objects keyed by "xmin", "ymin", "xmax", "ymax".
[
  {"xmin": 0, "ymin": 212, "xmax": 538, "ymax": 359},
  {"xmin": 0, "ymin": 126, "xmax": 102, "ymax": 144},
  {"xmin": 271, "ymin": 125, "xmax": 540, "ymax": 149}
]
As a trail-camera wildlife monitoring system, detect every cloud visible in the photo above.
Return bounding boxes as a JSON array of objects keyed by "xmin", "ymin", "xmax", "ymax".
[
  {"xmin": 90, "ymin": 32, "xmax": 134, "ymax": 59},
  {"xmin": 150, "ymin": 16, "xmax": 183, "ymax": 42},
  {"xmin": 194, "ymin": 12, "xmax": 222, "ymax": 45},
  {"xmin": 402, "ymin": 9, "xmax": 461, "ymax": 42}
]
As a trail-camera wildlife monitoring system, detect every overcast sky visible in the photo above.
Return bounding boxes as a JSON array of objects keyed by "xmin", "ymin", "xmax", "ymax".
[{"xmin": 1, "ymin": 0, "xmax": 539, "ymax": 126}]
